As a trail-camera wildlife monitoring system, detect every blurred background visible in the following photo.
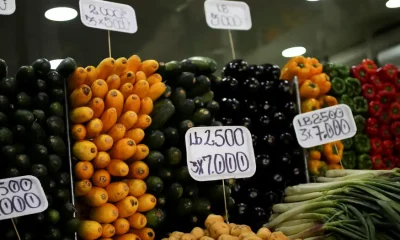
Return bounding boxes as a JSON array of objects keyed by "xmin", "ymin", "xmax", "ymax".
[{"xmin": 1, "ymin": 0, "xmax": 400, "ymax": 72}]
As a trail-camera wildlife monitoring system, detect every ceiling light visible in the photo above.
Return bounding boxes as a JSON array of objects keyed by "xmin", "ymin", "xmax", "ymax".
[
  {"xmin": 307, "ymin": 0, "xmax": 320, "ymax": 1},
  {"xmin": 45, "ymin": 7, "xmax": 78, "ymax": 21},
  {"xmin": 282, "ymin": 47, "xmax": 307, "ymax": 58},
  {"xmin": 50, "ymin": 59, "xmax": 63, "ymax": 69},
  {"xmin": 386, "ymin": 0, "xmax": 400, "ymax": 8}
]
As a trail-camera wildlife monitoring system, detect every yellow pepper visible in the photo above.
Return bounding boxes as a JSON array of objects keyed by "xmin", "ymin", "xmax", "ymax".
[
  {"xmin": 308, "ymin": 159, "xmax": 327, "ymax": 176},
  {"xmin": 301, "ymin": 98, "xmax": 320, "ymax": 113},
  {"xmin": 328, "ymin": 163, "xmax": 344, "ymax": 170},
  {"xmin": 307, "ymin": 57, "xmax": 323, "ymax": 76},
  {"xmin": 311, "ymin": 73, "xmax": 331, "ymax": 96},
  {"xmin": 323, "ymin": 141, "xmax": 344, "ymax": 164},
  {"xmin": 318, "ymin": 95, "xmax": 338, "ymax": 108},
  {"xmin": 300, "ymin": 80, "xmax": 320, "ymax": 99},
  {"xmin": 308, "ymin": 150, "xmax": 321, "ymax": 160},
  {"xmin": 280, "ymin": 56, "xmax": 311, "ymax": 84}
]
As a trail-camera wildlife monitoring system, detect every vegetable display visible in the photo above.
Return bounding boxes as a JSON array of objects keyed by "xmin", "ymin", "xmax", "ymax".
[
  {"xmin": 214, "ymin": 59, "xmax": 307, "ymax": 230},
  {"xmin": 266, "ymin": 169, "xmax": 400, "ymax": 240},
  {"xmin": 67, "ymin": 55, "xmax": 165, "ymax": 240},
  {"xmin": 0, "ymin": 58, "xmax": 76, "ymax": 239}
]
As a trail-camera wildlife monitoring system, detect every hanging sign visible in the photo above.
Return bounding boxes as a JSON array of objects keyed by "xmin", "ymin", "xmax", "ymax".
[
  {"xmin": 204, "ymin": 0, "xmax": 252, "ymax": 30},
  {"xmin": 79, "ymin": 0, "xmax": 138, "ymax": 34},
  {"xmin": 293, "ymin": 104, "xmax": 357, "ymax": 148},
  {"xmin": 0, "ymin": 0, "xmax": 16, "ymax": 15},
  {"xmin": 185, "ymin": 126, "xmax": 256, "ymax": 181},
  {"xmin": 0, "ymin": 175, "xmax": 48, "ymax": 220}
]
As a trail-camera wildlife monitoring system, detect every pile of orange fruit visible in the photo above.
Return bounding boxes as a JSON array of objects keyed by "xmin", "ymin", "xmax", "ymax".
[{"xmin": 67, "ymin": 54, "xmax": 166, "ymax": 240}]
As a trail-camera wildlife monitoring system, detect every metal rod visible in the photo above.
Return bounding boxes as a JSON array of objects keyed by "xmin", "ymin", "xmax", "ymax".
[{"xmin": 222, "ymin": 180, "xmax": 229, "ymax": 223}]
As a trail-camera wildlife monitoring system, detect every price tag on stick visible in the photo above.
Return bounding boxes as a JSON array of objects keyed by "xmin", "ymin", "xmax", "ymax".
[
  {"xmin": 185, "ymin": 126, "xmax": 256, "ymax": 181},
  {"xmin": 293, "ymin": 104, "xmax": 357, "ymax": 148},
  {"xmin": 204, "ymin": 0, "xmax": 252, "ymax": 30},
  {"xmin": 79, "ymin": 0, "xmax": 138, "ymax": 34},
  {"xmin": 0, "ymin": 0, "xmax": 16, "ymax": 15},
  {"xmin": 0, "ymin": 175, "xmax": 48, "ymax": 220}
]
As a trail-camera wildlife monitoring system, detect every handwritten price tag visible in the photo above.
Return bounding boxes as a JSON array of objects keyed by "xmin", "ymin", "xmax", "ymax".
[
  {"xmin": 185, "ymin": 126, "xmax": 256, "ymax": 181},
  {"xmin": 204, "ymin": 0, "xmax": 252, "ymax": 30},
  {"xmin": 0, "ymin": 0, "xmax": 16, "ymax": 15},
  {"xmin": 0, "ymin": 175, "xmax": 48, "ymax": 220},
  {"xmin": 79, "ymin": 0, "xmax": 137, "ymax": 34},
  {"xmin": 293, "ymin": 104, "xmax": 357, "ymax": 148}
]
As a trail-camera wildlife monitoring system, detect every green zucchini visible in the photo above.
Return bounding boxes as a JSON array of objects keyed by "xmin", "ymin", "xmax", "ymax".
[
  {"xmin": 184, "ymin": 56, "xmax": 217, "ymax": 74},
  {"xmin": 171, "ymin": 87, "xmax": 186, "ymax": 106},
  {"xmin": 144, "ymin": 130, "xmax": 165, "ymax": 149},
  {"xmin": 192, "ymin": 108, "xmax": 212, "ymax": 125},
  {"xmin": 165, "ymin": 60, "xmax": 181, "ymax": 73},
  {"xmin": 187, "ymin": 75, "xmax": 211, "ymax": 98},
  {"xmin": 177, "ymin": 72, "xmax": 196, "ymax": 90},
  {"xmin": 201, "ymin": 90, "xmax": 214, "ymax": 103},
  {"xmin": 146, "ymin": 151, "xmax": 165, "ymax": 169},
  {"xmin": 149, "ymin": 99, "xmax": 175, "ymax": 130},
  {"xmin": 177, "ymin": 99, "xmax": 195, "ymax": 119},
  {"xmin": 162, "ymin": 127, "xmax": 179, "ymax": 146},
  {"xmin": 165, "ymin": 147, "xmax": 182, "ymax": 166},
  {"xmin": 178, "ymin": 120, "xmax": 194, "ymax": 135}
]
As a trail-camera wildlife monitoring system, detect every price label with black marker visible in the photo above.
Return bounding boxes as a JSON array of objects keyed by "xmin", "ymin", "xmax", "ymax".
[
  {"xmin": 79, "ymin": 0, "xmax": 137, "ymax": 33},
  {"xmin": 0, "ymin": 175, "xmax": 48, "ymax": 220},
  {"xmin": 0, "ymin": 0, "xmax": 16, "ymax": 15},
  {"xmin": 204, "ymin": 0, "xmax": 252, "ymax": 30},
  {"xmin": 185, "ymin": 126, "xmax": 256, "ymax": 181},
  {"xmin": 293, "ymin": 104, "xmax": 357, "ymax": 148}
]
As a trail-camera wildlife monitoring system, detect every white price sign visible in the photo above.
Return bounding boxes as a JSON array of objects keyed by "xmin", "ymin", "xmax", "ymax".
[
  {"xmin": 0, "ymin": 0, "xmax": 16, "ymax": 15},
  {"xmin": 185, "ymin": 126, "xmax": 256, "ymax": 181},
  {"xmin": 293, "ymin": 104, "xmax": 357, "ymax": 148},
  {"xmin": 0, "ymin": 176, "xmax": 48, "ymax": 220},
  {"xmin": 79, "ymin": 0, "xmax": 137, "ymax": 34},
  {"xmin": 204, "ymin": 0, "xmax": 252, "ymax": 30}
]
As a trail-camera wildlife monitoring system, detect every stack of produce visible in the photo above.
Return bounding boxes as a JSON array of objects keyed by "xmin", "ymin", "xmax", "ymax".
[
  {"xmin": 324, "ymin": 62, "xmax": 371, "ymax": 170},
  {"xmin": 145, "ymin": 56, "xmax": 229, "ymax": 237},
  {"xmin": 352, "ymin": 59, "xmax": 400, "ymax": 170},
  {"xmin": 163, "ymin": 214, "xmax": 292, "ymax": 240},
  {"xmin": 67, "ymin": 55, "xmax": 166, "ymax": 240},
  {"xmin": 266, "ymin": 168, "xmax": 400, "ymax": 239},
  {"xmin": 0, "ymin": 58, "xmax": 75, "ymax": 239},
  {"xmin": 212, "ymin": 59, "xmax": 307, "ymax": 229}
]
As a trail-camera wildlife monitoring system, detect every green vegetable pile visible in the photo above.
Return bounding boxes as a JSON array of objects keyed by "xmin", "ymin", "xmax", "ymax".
[{"xmin": 265, "ymin": 169, "xmax": 400, "ymax": 240}]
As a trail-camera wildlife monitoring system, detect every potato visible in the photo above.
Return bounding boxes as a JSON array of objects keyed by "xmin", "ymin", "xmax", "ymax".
[
  {"xmin": 199, "ymin": 237, "xmax": 214, "ymax": 240},
  {"xmin": 181, "ymin": 233, "xmax": 196, "ymax": 240},
  {"xmin": 209, "ymin": 222, "xmax": 230, "ymax": 239},
  {"xmin": 204, "ymin": 229, "xmax": 210, "ymax": 236},
  {"xmin": 191, "ymin": 227, "xmax": 205, "ymax": 239},
  {"xmin": 169, "ymin": 237, "xmax": 179, "ymax": 240},
  {"xmin": 205, "ymin": 214, "xmax": 224, "ymax": 229},
  {"xmin": 239, "ymin": 232, "xmax": 256, "ymax": 240},
  {"xmin": 170, "ymin": 232, "xmax": 184, "ymax": 239},
  {"xmin": 268, "ymin": 232, "xmax": 288, "ymax": 240},
  {"xmin": 243, "ymin": 236, "xmax": 262, "ymax": 240},
  {"xmin": 161, "ymin": 238, "xmax": 169, "ymax": 240},
  {"xmin": 240, "ymin": 225, "xmax": 252, "ymax": 234},
  {"xmin": 257, "ymin": 228, "xmax": 272, "ymax": 240},
  {"xmin": 218, "ymin": 234, "xmax": 239, "ymax": 240},
  {"xmin": 230, "ymin": 225, "xmax": 243, "ymax": 236}
]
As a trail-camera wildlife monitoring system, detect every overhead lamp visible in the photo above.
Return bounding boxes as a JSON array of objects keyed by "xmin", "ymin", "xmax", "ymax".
[
  {"xmin": 386, "ymin": 0, "xmax": 400, "ymax": 8},
  {"xmin": 45, "ymin": 7, "xmax": 78, "ymax": 21},
  {"xmin": 50, "ymin": 59, "xmax": 63, "ymax": 69},
  {"xmin": 306, "ymin": 0, "xmax": 320, "ymax": 1},
  {"xmin": 282, "ymin": 47, "xmax": 307, "ymax": 58}
]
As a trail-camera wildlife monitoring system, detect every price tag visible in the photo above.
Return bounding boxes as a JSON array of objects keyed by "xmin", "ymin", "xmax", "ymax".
[
  {"xmin": 0, "ymin": 176, "xmax": 48, "ymax": 220},
  {"xmin": 204, "ymin": 0, "xmax": 252, "ymax": 30},
  {"xmin": 185, "ymin": 126, "xmax": 256, "ymax": 181},
  {"xmin": 293, "ymin": 104, "xmax": 357, "ymax": 148},
  {"xmin": 79, "ymin": 0, "xmax": 137, "ymax": 34},
  {"xmin": 0, "ymin": 0, "xmax": 16, "ymax": 15}
]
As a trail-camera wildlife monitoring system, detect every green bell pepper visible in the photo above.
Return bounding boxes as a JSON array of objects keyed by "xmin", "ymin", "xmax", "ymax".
[
  {"xmin": 342, "ymin": 151, "xmax": 356, "ymax": 169},
  {"xmin": 331, "ymin": 77, "xmax": 346, "ymax": 96},
  {"xmin": 354, "ymin": 134, "xmax": 371, "ymax": 153},
  {"xmin": 342, "ymin": 138, "xmax": 353, "ymax": 150},
  {"xmin": 323, "ymin": 63, "xmax": 339, "ymax": 79},
  {"xmin": 357, "ymin": 154, "xmax": 372, "ymax": 169},
  {"xmin": 353, "ymin": 97, "xmax": 368, "ymax": 114},
  {"xmin": 354, "ymin": 115, "xmax": 366, "ymax": 132},
  {"xmin": 344, "ymin": 77, "xmax": 362, "ymax": 97},
  {"xmin": 339, "ymin": 94, "xmax": 354, "ymax": 112},
  {"xmin": 337, "ymin": 65, "xmax": 350, "ymax": 79}
]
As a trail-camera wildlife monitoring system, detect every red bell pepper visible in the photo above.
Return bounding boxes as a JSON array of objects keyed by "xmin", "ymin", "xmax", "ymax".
[
  {"xmin": 369, "ymin": 75, "xmax": 383, "ymax": 90},
  {"xmin": 380, "ymin": 125, "xmax": 392, "ymax": 140},
  {"xmin": 362, "ymin": 83, "xmax": 376, "ymax": 100},
  {"xmin": 366, "ymin": 118, "xmax": 379, "ymax": 136},
  {"xmin": 389, "ymin": 102, "xmax": 400, "ymax": 120},
  {"xmin": 361, "ymin": 59, "xmax": 378, "ymax": 74},
  {"xmin": 383, "ymin": 156, "xmax": 396, "ymax": 169},
  {"xmin": 376, "ymin": 92, "xmax": 393, "ymax": 109},
  {"xmin": 371, "ymin": 155, "xmax": 384, "ymax": 170},
  {"xmin": 368, "ymin": 101, "xmax": 383, "ymax": 117},
  {"xmin": 377, "ymin": 64, "xmax": 398, "ymax": 82},
  {"xmin": 382, "ymin": 140, "xmax": 394, "ymax": 156},
  {"xmin": 370, "ymin": 138, "xmax": 383, "ymax": 154},
  {"xmin": 379, "ymin": 111, "xmax": 390, "ymax": 125},
  {"xmin": 395, "ymin": 93, "xmax": 400, "ymax": 103},
  {"xmin": 390, "ymin": 121, "xmax": 400, "ymax": 136},
  {"xmin": 351, "ymin": 65, "xmax": 368, "ymax": 83},
  {"xmin": 396, "ymin": 156, "xmax": 400, "ymax": 168},
  {"xmin": 395, "ymin": 77, "xmax": 400, "ymax": 91},
  {"xmin": 380, "ymin": 83, "xmax": 396, "ymax": 96},
  {"xmin": 395, "ymin": 137, "xmax": 400, "ymax": 152}
]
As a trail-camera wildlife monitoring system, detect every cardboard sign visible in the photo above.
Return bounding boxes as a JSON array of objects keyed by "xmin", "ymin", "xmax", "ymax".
[
  {"xmin": 293, "ymin": 104, "xmax": 357, "ymax": 148},
  {"xmin": 0, "ymin": 0, "xmax": 16, "ymax": 15},
  {"xmin": 185, "ymin": 126, "xmax": 256, "ymax": 181},
  {"xmin": 0, "ymin": 176, "xmax": 48, "ymax": 220},
  {"xmin": 204, "ymin": 0, "xmax": 252, "ymax": 30},
  {"xmin": 79, "ymin": 0, "xmax": 137, "ymax": 34}
]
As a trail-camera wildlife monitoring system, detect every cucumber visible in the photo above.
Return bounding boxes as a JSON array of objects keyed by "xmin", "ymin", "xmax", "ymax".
[
  {"xmin": 162, "ymin": 127, "xmax": 179, "ymax": 146},
  {"xmin": 0, "ymin": 112, "xmax": 7, "ymax": 126},
  {"xmin": 210, "ymin": 185, "xmax": 231, "ymax": 202},
  {"xmin": 184, "ymin": 184, "xmax": 199, "ymax": 198},
  {"xmin": 145, "ymin": 208, "xmax": 166, "ymax": 229},
  {"xmin": 168, "ymin": 182, "xmax": 183, "ymax": 199},
  {"xmin": 177, "ymin": 72, "xmax": 196, "ymax": 90},
  {"xmin": 208, "ymin": 74, "xmax": 222, "ymax": 89},
  {"xmin": 177, "ymin": 99, "xmax": 195, "ymax": 119},
  {"xmin": 33, "ymin": 92, "xmax": 49, "ymax": 110},
  {"xmin": 193, "ymin": 198, "xmax": 211, "ymax": 214},
  {"xmin": 201, "ymin": 90, "xmax": 214, "ymax": 103},
  {"xmin": 192, "ymin": 108, "xmax": 212, "ymax": 125},
  {"xmin": 149, "ymin": 99, "xmax": 175, "ymax": 130},
  {"xmin": 14, "ymin": 109, "xmax": 35, "ymax": 126},
  {"xmin": 171, "ymin": 87, "xmax": 186, "ymax": 106},
  {"xmin": 146, "ymin": 176, "xmax": 164, "ymax": 194},
  {"xmin": 32, "ymin": 58, "xmax": 51, "ymax": 77},
  {"xmin": 178, "ymin": 120, "xmax": 194, "ymax": 135},
  {"xmin": 56, "ymin": 57, "xmax": 77, "ymax": 78},
  {"xmin": 187, "ymin": 75, "xmax": 211, "ymax": 98},
  {"xmin": 0, "ymin": 95, "xmax": 10, "ymax": 112},
  {"xmin": 193, "ymin": 96, "xmax": 205, "ymax": 109},
  {"xmin": 156, "ymin": 61, "xmax": 166, "ymax": 75},
  {"xmin": 163, "ymin": 84, "xmax": 172, "ymax": 98},
  {"xmin": 165, "ymin": 147, "xmax": 182, "ymax": 166},
  {"xmin": 47, "ymin": 136, "xmax": 66, "ymax": 157},
  {"xmin": 0, "ymin": 127, "xmax": 13, "ymax": 145},
  {"xmin": 184, "ymin": 56, "xmax": 217, "ymax": 74},
  {"xmin": 176, "ymin": 198, "xmax": 193, "ymax": 216},
  {"xmin": 206, "ymin": 100, "xmax": 220, "ymax": 116},
  {"xmin": 15, "ymin": 92, "xmax": 32, "ymax": 109},
  {"xmin": 146, "ymin": 151, "xmax": 165, "ymax": 169},
  {"xmin": 157, "ymin": 168, "xmax": 172, "ymax": 181},
  {"xmin": 15, "ymin": 66, "xmax": 35, "ymax": 89},
  {"xmin": 174, "ymin": 166, "xmax": 190, "ymax": 182},
  {"xmin": 144, "ymin": 130, "xmax": 165, "ymax": 149},
  {"xmin": 165, "ymin": 60, "xmax": 181, "ymax": 73}
]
